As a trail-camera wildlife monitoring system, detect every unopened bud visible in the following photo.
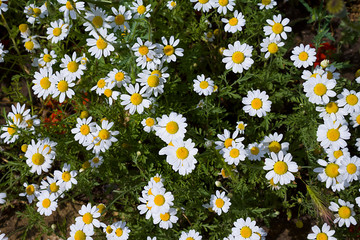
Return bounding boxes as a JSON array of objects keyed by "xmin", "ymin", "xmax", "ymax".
[
  {"xmin": 136, "ymin": 151, "xmax": 141, "ymax": 156},
  {"xmin": 320, "ymin": 59, "xmax": 330, "ymax": 69},
  {"xmin": 51, "ymin": 224, "xmax": 56, "ymax": 230},
  {"xmin": 80, "ymin": 111, "xmax": 89, "ymax": 119},
  {"xmin": 21, "ymin": 144, "xmax": 28, "ymax": 152},
  {"xmin": 215, "ymin": 181, "xmax": 222, "ymax": 187}
]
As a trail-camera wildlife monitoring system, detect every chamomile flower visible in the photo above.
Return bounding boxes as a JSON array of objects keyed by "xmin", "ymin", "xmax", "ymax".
[
  {"xmin": 303, "ymin": 74, "xmax": 336, "ymax": 104},
  {"xmin": 307, "ymin": 223, "xmax": 336, "ymax": 240},
  {"xmin": 107, "ymin": 69, "xmax": 130, "ymax": 87},
  {"xmin": 231, "ymin": 217, "xmax": 260, "ymax": 240},
  {"xmin": 120, "ymin": 83, "xmax": 151, "ymax": 115},
  {"xmin": 22, "ymin": 35, "xmax": 40, "ymax": 52},
  {"xmin": 137, "ymin": 70, "xmax": 165, "ymax": 97},
  {"xmin": 190, "ymin": 0, "xmax": 215, "ymax": 13},
  {"xmin": 58, "ymin": 0, "xmax": 85, "ymax": 21},
  {"xmin": 87, "ymin": 28, "xmax": 117, "ymax": 59},
  {"xmin": 40, "ymin": 176, "xmax": 63, "ymax": 198},
  {"xmin": 87, "ymin": 120, "xmax": 119, "ymax": 153},
  {"xmin": 210, "ymin": 190, "xmax": 231, "ymax": 215},
  {"xmin": 214, "ymin": 0, "xmax": 235, "ymax": 14},
  {"xmin": 314, "ymin": 158, "xmax": 343, "ymax": 190},
  {"xmin": 142, "ymin": 53, "xmax": 162, "ymax": 70},
  {"xmin": 36, "ymin": 191, "xmax": 58, "ymax": 216},
  {"xmin": 7, "ymin": 102, "xmax": 31, "ymax": 127},
  {"xmin": 222, "ymin": 10, "xmax": 246, "ymax": 33},
  {"xmin": 350, "ymin": 112, "xmax": 360, "ymax": 128},
  {"xmin": 0, "ymin": 192, "xmax": 6, "ymax": 204},
  {"xmin": 337, "ymin": 89, "xmax": 360, "ymax": 114},
  {"xmin": 0, "ymin": 1, "xmax": 8, "ymax": 14},
  {"xmin": 290, "ymin": 44, "xmax": 317, "ymax": 68},
  {"xmin": 222, "ymin": 142, "xmax": 246, "ymax": 165},
  {"xmin": 110, "ymin": 6, "xmax": 132, "ymax": 32},
  {"xmin": 159, "ymin": 138, "xmax": 198, "ymax": 175},
  {"xmin": 263, "ymin": 132, "xmax": 289, "ymax": 154},
  {"xmin": 167, "ymin": 1, "xmax": 177, "ymax": 10},
  {"xmin": 235, "ymin": 121, "xmax": 247, "ymax": 135},
  {"xmin": 247, "ymin": 142, "xmax": 266, "ymax": 161},
  {"xmin": 147, "ymin": 187, "xmax": 174, "ymax": 214},
  {"xmin": 260, "ymin": 37, "xmax": 284, "ymax": 58},
  {"xmin": 151, "ymin": 64, "xmax": 170, "ymax": 83},
  {"xmin": 90, "ymin": 155, "xmax": 104, "ymax": 168},
  {"xmin": 103, "ymin": 82, "xmax": 120, "ymax": 105},
  {"xmin": 153, "ymin": 208, "xmax": 178, "ymax": 229},
  {"xmin": 132, "ymin": 38, "xmax": 157, "ymax": 68},
  {"xmin": 326, "ymin": 146, "xmax": 350, "ymax": 162},
  {"xmin": 222, "ymin": 41, "xmax": 254, "ymax": 74},
  {"xmin": 68, "ymin": 221, "xmax": 94, "ymax": 240},
  {"xmin": 159, "ymin": 36, "xmax": 184, "ymax": 63},
  {"xmin": 315, "ymin": 102, "xmax": 346, "ymax": 121},
  {"xmin": 32, "ymin": 67, "xmax": 55, "ymax": 99},
  {"xmin": 83, "ymin": 7, "xmax": 112, "ymax": 34},
  {"xmin": 141, "ymin": 117, "xmax": 156, "ymax": 133},
  {"xmin": 204, "ymin": 31, "xmax": 215, "ymax": 42},
  {"xmin": 325, "ymin": 65, "xmax": 340, "ymax": 80},
  {"xmin": 38, "ymin": 49, "xmax": 57, "ymax": 68},
  {"xmin": 80, "ymin": 53, "xmax": 89, "ymax": 67},
  {"xmin": 19, "ymin": 183, "xmax": 39, "ymax": 203},
  {"xmin": 0, "ymin": 124, "xmax": 19, "ymax": 144},
  {"xmin": 0, "ymin": 43, "xmax": 8, "ymax": 62},
  {"xmin": 215, "ymin": 129, "xmax": 243, "ymax": 154},
  {"xmin": 242, "ymin": 89, "xmax": 271, "ymax": 118},
  {"xmin": 25, "ymin": 140, "xmax": 53, "ymax": 175},
  {"xmin": 46, "ymin": 19, "xmax": 69, "ymax": 44},
  {"xmin": 50, "ymin": 71, "xmax": 75, "ymax": 103},
  {"xmin": 131, "ymin": 0, "xmax": 152, "ymax": 19},
  {"xmin": 54, "ymin": 163, "xmax": 78, "ymax": 191},
  {"xmin": 75, "ymin": 203, "xmax": 101, "ymax": 232},
  {"xmin": 329, "ymin": 199, "xmax": 357, "ymax": 227},
  {"xmin": 264, "ymin": 151, "xmax": 298, "ymax": 185},
  {"xmin": 71, "ymin": 117, "xmax": 97, "ymax": 145},
  {"xmin": 301, "ymin": 66, "xmax": 325, "ymax": 81},
  {"xmin": 193, "ymin": 74, "xmax": 214, "ymax": 96},
  {"xmin": 19, "ymin": 23, "xmax": 30, "ymax": 37},
  {"xmin": 154, "ymin": 113, "xmax": 187, "ymax": 143},
  {"xmin": 339, "ymin": 156, "xmax": 360, "ymax": 183},
  {"xmin": 24, "ymin": 4, "xmax": 47, "ymax": 24},
  {"xmin": 60, "ymin": 52, "xmax": 85, "ymax": 80},
  {"xmin": 316, "ymin": 119, "xmax": 350, "ymax": 149},
  {"xmin": 258, "ymin": 0, "xmax": 277, "ymax": 10},
  {"xmin": 111, "ymin": 221, "xmax": 131, "ymax": 240},
  {"xmin": 263, "ymin": 14, "xmax": 291, "ymax": 41},
  {"xmin": 91, "ymin": 78, "xmax": 108, "ymax": 95}
]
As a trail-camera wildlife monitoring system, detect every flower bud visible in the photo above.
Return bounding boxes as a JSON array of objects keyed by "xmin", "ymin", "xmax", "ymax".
[
  {"xmin": 320, "ymin": 59, "xmax": 330, "ymax": 68},
  {"xmin": 215, "ymin": 181, "xmax": 222, "ymax": 187},
  {"xmin": 80, "ymin": 111, "xmax": 89, "ymax": 119}
]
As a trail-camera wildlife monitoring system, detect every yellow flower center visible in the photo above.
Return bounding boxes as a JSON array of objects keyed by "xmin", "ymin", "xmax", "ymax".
[
  {"xmin": 82, "ymin": 213, "xmax": 93, "ymax": 224},
  {"xmin": 43, "ymin": 54, "xmax": 52, "ymax": 63},
  {"xmin": 200, "ymin": 81, "xmax": 209, "ymax": 89},
  {"xmin": 268, "ymin": 43, "xmax": 279, "ymax": 54},
  {"xmin": 325, "ymin": 163, "xmax": 339, "ymax": 178},
  {"xmin": 33, "ymin": 8, "xmax": 41, "ymax": 17},
  {"xmin": 92, "ymin": 16, "xmax": 103, "ymax": 28},
  {"xmin": 171, "ymin": 2, "xmax": 176, "ymax": 7},
  {"xmin": 316, "ymin": 232, "xmax": 328, "ymax": 240},
  {"xmin": 13, "ymin": 114, "xmax": 23, "ymax": 123},
  {"xmin": 224, "ymin": 138, "xmax": 233, "ymax": 148},
  {"xmin": 151, "ymin": 70, "xmax": 162, "ymax": 77},
  {"xmin": 251, "ymin": 98, "xmax": 263, "ymax": 110},
  {"xmin": 298, "ymin": 52, "xmax": 309, "ymax": 61},
  {"xmin": 228, "ymin": 17, "xmax": 238, "ymax": 26},
  {"xmin": 240, "ymin": 226, "xmax": 252, "ymax": 238},
  {"xmin": 130, "ymin": 93, "xmax": 143, "ymax": 105},
  {"xmin": 137, "ymin": 5, "xmax": 146, "ymax": 14},
  {"xmin": 96, "ymin": 37, "xmax": 108, "ymax": 50},
  {"xmin": 92, "ymin": 157, "xmax": 100, "ymax": 163},
  {"xmin": 99, "ymin": 129, "xmax": 110, "ymax": 140},
  {"xmin": 53, "ymin": 28, "xmax": 62, "ymax": 37},
  {"xmin": 333, "ymin": 150, "xmax": 343, "ymax": 159},
  {"xmin": 166, "ymin": 121, "xmax": 179, "ymax": 134},
  {"xmin": 74, "ymin": 230, "xmax": 86, "ymax": 240},
  {"xmin": 347, "ymin": 163, "xmax": 357, "ymax": 174},
  {"xmin": 164, "ymin": 45, "xmax": 175, "ymax": 56},
  {"xmin": 97, "ymin": 79, "xmax": 106, "ymax": 88},
  {"xmin": 19, "ymin": 24, "xmax": 28, "ymax": 33},
  {"xmin": 115, "ymin": 72, "xmax": 125, "ymax": 82},
  {"xmin": 154, "ymin": 194, "xmax": 165, "ymax": 206},
  {"xmin": 145, "ymin": 118, "xmax": 155, "ymax": 127},
  {"xmin": 66, "ymin": 1, "xmax": 74, "ymax": 10},
  {"xmin": 313, "ymin": 83, "xmax": 327, "ymax": 96},
  {"xmin": 327, "ymin": 129, "xmax": 340, "ymax": 141},
  {"xmin": 62, "ymin": 171, "xmax": 71, "ymax": 182},
  {"xmin": 26, "ymin": 185, "xmax": 35, "ymax": 195},
  {"xmin": 106, "ymin": 226, "xmax": 113, "ymax": 234},
  {"xmin": 273, "ymin": 161, "xmax": 288, "ymax": 175},
  {"xmin": 262, "ymin": 0, "xmax": 271, "ymax": 5},
  {"xmin": 325, "ymin": 102, "xmax": 338, "ymax": 113},
  {"xmin": 251, "ymin": 147, "xmax": 260, "ymax": 155},
  {"xmin": 115, "ymin": 14, "xmax": 125, "ymax": 25},
  {"xmin": 104, "ymin": 89, "xmax": 112, "ymax": 98},
  {"xmin": 80, "ymin": 124, "xmax": 90, "ymax": 135},
  {"xmin": 153, "ymin": 176, "xmax": 161, "ymax": 182},
  {"xmin": 232, "ymin": 51, "xmax": 245, "ymax": 64},
  {"xmin": 21, "ymin": 144, "xmax": 28, "ymax": 152},
  {"xmin": 186, "ymin": 238, "xmax": 194, "ymax": 240},
  {"xmin": 116, "ymin": 228, "xmax": 123, "ymax": 237},
  {"xmin": 229, "ymin": 148, "xmax": 240, "ymax": 158},
  {"xmin": 176, "ymin": 147, "xmax": 189, "ymax": 160},
  {"xmin": 67, "ymin": 61, "xmax": 79, "ymax": 73},
  {"xmin": 346, "ymin": 94, "xmax": 358, "ymax": 106},
  {"xmin": 25, "ymin": 41, "xmax": 34, "ymax": 50},
  {"xmin": 7, "ymin": 125, "xmax": 16, "ymax": 135},
  {"xmin": 160, "ymin": 212, "xmax": 170, "ymax": 221},
  {"xmin": 50, "ymin": 182, "xmax": 59, "ymax": 193},
  {"xmin": 237, "ymin": 123, "xmax": 245, "ymax": 130},
  {"xmin": 32, "ymin": 153, "xmax": 45, "ymax": 166},
  {"xmin": 215, "ymin": 198, "xmax": 225, "ymax": 208},
  {"xmin": 57, "ymin": 80, "xmax": 68, "ymax": 93},
  {"xmin": 138, "ymin": 46, "xmax": 149, "ymax": 56},
  {"xmin": 338, "ymin": 206, "xmax": 351, "ymax": 219},
  {"xmin": 42, "ymin": 198, "xmax": 51, "ymax": 208},
  {"xmin": 219, "ymin": 0, "xmax": 229, "ymax": 6},
  {"xmin": 147, "ymin": 75, "xmax": 160, "ymax": 87},
  {"xmin": 199, "ymin": 0, "xmax": 209, "ymax": 3},
  {"xmin": 272, "ymin": 23, "xmax": 284, "ymax": 34}
]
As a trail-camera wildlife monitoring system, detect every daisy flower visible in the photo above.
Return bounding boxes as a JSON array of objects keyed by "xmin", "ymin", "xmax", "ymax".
[
  {"xmin": 18, "ymin": 23, "xmax": 30, "ymax": 37},
  {"xmin": 190, "ymin": 0, "xmax": 215, "ymax": 13},
  {"xmin": 337, "ymin": 89, "xmax": 360, "ymax": 114},
  {"xmin": 40, "ymin": 176, "xmax": 63, "ymax": 198},
  {"xmin": 111, "ymin": 221, "xmax": 131, "ymax": 240},
  {"xmin": 107, "ymin": 69, "xmax": 130, "ymax": 88},
  {"xmin": 215, "ymin": 129, "xmax": 243, "ymax": 153},
  {"xmin": 39, "ymin": 49, "xmax": 57, "ymax": 68},
  {"xmin": 0, "ymin": 124, "xmax": 19, "ymax": 144},
  {"xmin": 0, "ymin": 192, "xmax": 6, "ymax": 204},
  {"xmin": 7, "ymin": 102, "xmax": 31, "ymax": 127},
  {"xmin": 222, "ymin": 10, "xmax": 246, "ymax": 33},
  {"xmin": 89, "ymin": 155, "xmax": 104, "ymax": 168},
  {"xmin": 325, "ymin": 65, "xmax": 340, "ymax": 80},
  {"xmin": 263, "ymin": 132, "xmax": 289, "ymax": 154},
  {"xmin": 103, "ymin": 82, "xmax": 120, "ymax": 105},
  {"xmin": 222, "ymin": 141, "xmax": 246, "ymax": 165},
  {"xmin": 87, "ymin": 120, "xmax": 119, "ymax": 153},
  {"xmin": 349, "ymin": 112, "xmax": 360, "ymax": 128},
  {"xmin": 0, "ymin": 43, "xmax": 8, "ymax": 62},
  {"xmin": 301, "ymin": 66, "xmax": 325, "ymax": 81},
  {"xmin": 54, "ymin": 163, "xmax": 78, "ymax": 191},
  {"xmin": 137, "ymin": 70, "xmax": 165, "ymax": 97},
  {"xmin": 141, "ymin": 117, "xmax": 156, "ymax": 133},
  {"xmin": 155, "ymin": 112, "xmax": 187, "ymax": 144},
  {"xmin": 307, "ymin": 223, "xmax": 336, "ymax": 240},
  {"xmin": 50, "ymin": 71, "xmax": 75, "ymax": 103},
  {"xmin": 32, "ymin": 67, "xmax": 54, "ymax": 99},
  {"xmin": 151, "ymin": 64, "xmax": 170, "ymax": 83},
  {"xmin": 231, "ymin": 217, "xmax": 260, "ymax": 240},
  {"xmin": 204, "ymin": 31, "xmax": 215, "ymax": 42},
  {"xmin": 25, "ymin": 140, "xmax": 53, "ymax": 175},
  {"xmin": 120, "ymin": 83, "xmax": 151, "ymax": 115},
  {"xmin": 263, "ymin": 14, "xmax": 292, "ymax": 41},
  {"xmin": 258, "ymin": 0, "xmax": 277, "ymax": 10},
  {"xmin": 46, "ymin": 19, "xmax": 69, "ymax": 44},
  {"xmin": 303, "ymin": 74, "xmax": 336, "ymax": 104},
  {"xmin": 60, "ymin": 52, "xmax": 86, "ymax": 80},
  {"xmin": 36, "ymin": 191, "xmax": 58, "ymax": 216},
  {"xmin": 247, "ymin": 142, "xmax": 266, "ymax": 161},
  {"xmin": 131, "ymin": 0, "xmax": 152, "ymax": 19},
  {"xmin": 214, "ymin": 0, "xmax": 235, "ymax": 14},
  {"xmin": 339, "ymin": 156, "xmax": 360, "ymax": 183},
  {"xmin": 222, "ymin": 41, "xmax": 254, "ymax": 74},
  {"xmin": 315, "ymin": 101, "xmax": 346, "ymax": 121},
  {"xmin": 329, "ymin": 199, "xmax": 357, "ymax": 227},
  {"xmin": 326, "ymin": 146, "xmax": 350, "ymax": 162},
  {"xmin": 68, "ymin": 221, "xmax": 94, "ymax": 240},
  {"xmin": 71, "ymin": 117, "xmax": 97, "ymax": 145},
  {"xmin": 138, "ymin": 192, "xmax": 153, "ymax": 220},
  {"xmin": 131, "ymin": 38, "xmax": 157, "ymax": 68},
  {"xmin": 167, "ymin": 1, "xmax": 177, "ymax": 10},
  {"xmin": 242, "ymin": 89, "xmax": 272, "ymax": 117},
  {"xmin": 263, "ymin": 151, "xmax": 298, "ymax": 185},
  {"xmin": 91, "ymin": 78, "xmax": 108, "ymax": 95},
  {"xmin": 193, "ymin": 74, "xmax": 214, "ymax": 96},
  {"xmin": 0, "ymin": 1, "xmax": 8, "ymax": 14},
  {"xmin": 87, "ymin": 28, "xmax": 117, "ymax": 59},
  {"xmin": 147, "ymin": 187, "xmax": 174, "ymax": 214},
  {"xmin": 290, "ymin": 44, "xmax": 317, "ymax": 68},
  {"xmin": 159, "ymin": 138, "xmax": 198, "ymax": 175},
  {"xmin": 260, "ymin": 37, "xmax": 284, "ymax": 58},
  {"xmin": 314, "ymin": 158, "xmax": 343, "ymax": 190},
  {"xmin": 210, "ymin": 190, "xmax": 231, "ymax": 215},
  {"xmin": 316, "ymin": 118, "xmax": 350, "ymax": 149},
  {"xmin": 235, "ymin": 121, "xmax": 247, "ymax": 135},
  {"xmin": 22, "ymin": 35, "xmax": 40, "ymax": 52},
  {"xmin": 153, "ymin": 208, "xmax": 178, "ymax": 229},
  {"xmin": 110, "ymin": 6, "xmax": 132, "ymax": 32},
  {"xmin": 58, "ymin": 0, "xmax": 85, "ymax": 21},
  {"xmin": 75, "ymin": 203, "xmax": 102, "ymax": 232},
  {"xmin": 80, "ymin": 53, "xmax": 89, "ymax": 67},
  {"xmin": 24, "ymin": 4, "xmax": 47, "ymax": 24},
  {"xmin": 19, "ymin": 183, "xmax": 39, "ymax": 203},
  {"xmin": 159, "ymin": 36, "xmax": 184, "ymax": 63},
  {"xmin": 83, "ymin": 7, "xmax": 112, "ymax": 34}
]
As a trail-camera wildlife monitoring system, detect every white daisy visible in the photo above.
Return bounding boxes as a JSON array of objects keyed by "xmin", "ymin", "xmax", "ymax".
[
  {"xmin": 214, "ymin": 0, "xmax": 235, "ymax": 14},
  {"xmin": 151, "ymin": 64, "xmax": 170, "ymax": 83},
  {"xmin": 290, "ymin": 44, "xmax": 317, "ymax": 68},
  {"xmin": 263, "ymin": 132, "xmax": 289, "ymax": 154},
  {"xmin": 60, "ymin": 52, "xmax": 86, "ymax": 81},
  {"xmin": 24, "ymin": 4, "xmax": 47, "ymax": 24},
  {"xmin": 54, "ymin": 163, "xmax": 78, "ymax": 191},
  {"xmin": 263, "ymin": 151, "xmax": 298, "ymax": 185},
  {"xmin": 315, "ymin": 101, "xmax": 347, "ymax": 121},
  {"xmin": 314, "ymin": 158, "xmax": 344, "ymax": 190},
  {"xmin": 235, "ymin": 121, "xmax": 247, "ymax": 135},
  {"xmin": 25, "ymin": 140, "xmax": 53, "ymax": 175},
  {"xmin": 131, "ymin": 0, "xmax": 152, "ymax": 18},
  {"xmin": 107, "ymin": 68, "xmax": 131, "ymax": 87},
  {"xmin": 152, "ymin": 208, "xmax": 178, "ymax": 229},
  {"xmin": 89, "ymin": 155, "xmax": 104, "ymax": 168},
  {"xmin": 110, "ymin": 221, "xmax": 131, "ymax": 240},
  {"xmin": 336, "ymin": 89, "xmax": 360, "ymax": 114},
  {"xmin": 147, "ymin": 186, "xmax": 174, "ymax": 214},
  {"xmin": 190, "ymin": 0, "xmax": 215, "ymax": 12},
  {"xmin": 110, "ymin": 5, "xmax": 132, "ymax": 32},
  {"xmin": 210, "ymin": 190, "xmax": 231, "ymax": 215},
  {"xmin": 0, "ymin": 124, "xmax": 19, "ymax": 144},
  {"xmin": 19, "ymin": 183, "xmax": 39, "ymax": 203},
  {"xmin": 324, "ymin": 65, "xmax": 340, "ymax": 80},
  {"xmin": 155, "ymin": 112, "xmax": 187, "ymax": 144},
  {"xmin": 46, "ymin": 19, "xmax": 69, "ymax": 44},
  {"xmin": 71, "ymin": 117, "xmax": 97, "ymax": 145},
  {"xmin": 7, "ymin": 102, "xmax": 31, "ymax": 127},
  {"xmin": 222, "ymin": 10, "xmax": 246, "ymax": 33},
  {"xmin": 307, "ymin": 223, "xmax": 336, "ymax": 240},
  {"xmin": 67, "ymin": 221, "xmax": 94, "ymax": 240},
  {"xmin": 258, "ymin": 0, "xmax": 277, "ymax": 10},
  {"xmin": 36, "ymin": 191, "xmax": 58, "ymax": 216},
  {"xmin": 316, "ymin": 118, "xmax": 350, "ymax": 149},
  {"xmin": 75, "ymin": 203, "xmax": 102, "ymax": 232},
  {"xmin": 86, "ymin": 120, "xmax": 119, "ymax": 153},
  {"xmin": 141, "ymin": 117, "xmax": 156, "ymax": 133},
  {"xmin": 167, "ymin": 1, "xmax": 177, "ymax": 10},
  {"xmin": 38, "ymin": 49, "xmax": 57, "ymax": 68},
  {"xmin": 91, "ymin": 78, "xmax": 108, "ymax": 95},
  {"xmin": 339, "ymin": 156, "xmax": 360, "ymax": 183},
  {"xmin": 103, "ymin": 82, "xmax": 120, "ymax": 105},
  {"xmin": 120, "ymin": 83, "xmax": 151, "ymax": 115},
  {"xmin": 40, "ymin": 176, "xmax": 63, "ymax": 198},
  {"xmin": 260, "ymin": 37, "xmax": 284, "ymax": 59},
  {"xmin": 193, "ymin": 74, "xmax": 214, "ymax": 96},
  {"xmin": 83, "ymin": 6, "xmax": 112, "ymax": 34},
  {"xmin": 87, "ymin": 28, "xmax": 117, "ymax": 59},
  {"xmin": 303, "ymin": 74, "xmax": 336, "ymax": 104},
  {"xmin": 247, "ymin": 142, "xmax": 266, "ymax": 161},
  {"xmin": 242, "ymin": 89, "xmax": 272, "ymax": 117},
  {"xmin": 263, "ymin": 14, "xmax": 292, "ymax": 41},
  {"xmin": 159, "ymin": 36, "xmax": 184, "ymax": 63},
  {"xmin": 222, "ymin": 41, "xmax": 254, "ymax": 74},
  {"xmin": 231, "ymin": 217, "xmax": 260, "ymax": 240},
  {"xmin": 22, "ymin": 35, "xmax": 40, "ymax": 52},
  {"xmin": 137, "ymin": 70, "xmax": 165, "ymax": 97},
  {"xmin": 58, "ymin": 0, "xmax": 85, "ymax": 21},
  {"xmin": 50, "ymin": 71, "xmax": 75, "ymax": 103},
  {"xmin": 215, "ymin": 129, "xmax": 243, "ymax": 154},
  {"xmin": 131, "ymin": 38, "xmax": 157, "ymax": 68},
  {"xmin": 326, "ymin": 146, "xmax": 350, "ymax": 162},
  {"xmin": 301, "ymin": 66, "xmax": 325, "ymax": 81},
  {"xmin": 329, "ymin": 199, "xmax": 357, "ymax": 227},
  {"xmin": 222, "ymin": 141, "xmax": 246, "ymax": 165},
  {"xmin": 350, "ymin": 112, "xmax": 360, "ymax": 127}
]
